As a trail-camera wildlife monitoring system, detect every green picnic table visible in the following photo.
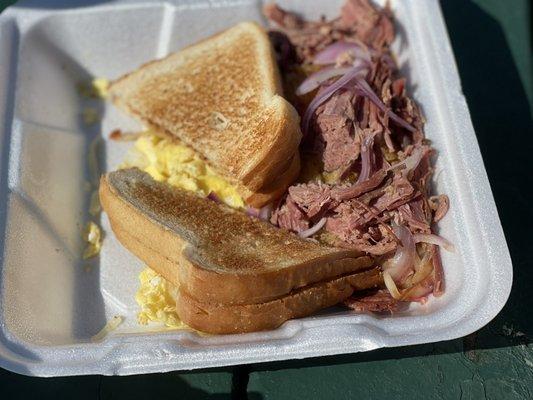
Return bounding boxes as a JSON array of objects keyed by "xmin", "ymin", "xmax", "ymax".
[{"xmin": 1, "ymin": 0, "xmax": 531, "ymax": 398}]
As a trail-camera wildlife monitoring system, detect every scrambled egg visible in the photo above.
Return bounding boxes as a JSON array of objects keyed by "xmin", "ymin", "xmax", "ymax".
[
  {"xmin": 92, "ymin": 78, "xmax": 110, "ymax": 98},
  {"xmin": 120, "ymin": 133, "xmax": 245, "ymax": 329},
  {"xmin": 135, "ymin": 268, "xmax": 184, "ymax": 328},
  {"xmin": 77, "ymin": 78, "xmax": 110, "ymax": 99},
  {"xmin": 78, "ymin": 79, "xmax": 105, "ymax": 261},
  {"xmin": 82, "ymin": 221, "xmax": 102, "ymax": 259},
  {"xmin": 121, "ymin": 134, "xmax": 244, "ymax": 208},
  {"xmin": 80, "ymin": 112, "xmax": 104, "ymax": 260}
]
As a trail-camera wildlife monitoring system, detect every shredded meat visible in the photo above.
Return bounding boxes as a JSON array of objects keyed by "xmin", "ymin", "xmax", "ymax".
[
  {"xmin": 344, "ymin": 289, "xmax": 401, "ymax": 313},
  {"xmin": 372, "ymin": 173, "xmax": 416, "ymax": 211},
  {"xmin": 264, "ymin": 0, "xmax": 394, "ymax": 64},
  {"xmin": 264, "ymin": 0, "xmax": 450, "ymax": 309},
  {"xmin": 315, "ymin": 89, "xmax": 360, "ymax": 173},
  {"xmin": 399, "ymin": 199, "xmax": 431, "ymax": 233},
  {"xmin": 340, "ymin": 0, "xmax": 394, "ymax": 49},
  {"xmin": 263, "ymin": 3, "xmax": 303, "ymax": 30},
  {"xmin": 429, "ymin": 194, "xmax": 450, "ymax": 222},
  {"xmin": 288, "ymin": 181, "xmax": 332, "ymax": 219},
  {"xmin": 331, "ymin": 169, "xmax": 388, "ymax": 201},
  {"xmin": 270, "ymin": 196, "xmax": 309, "ymax": 233}
]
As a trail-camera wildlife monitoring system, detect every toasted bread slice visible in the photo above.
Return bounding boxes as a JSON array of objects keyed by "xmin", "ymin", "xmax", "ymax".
[
  {"xmin": 177, "ymin": 268, "xmax": 382, "ymax": 334},
  {"xmin": 100, "ymin": 168, "xmax": 374, "ymax": 305},
  {"xmin": 237, "ymin": 152, "xmax": 300, "ymax": 207},
  {"xmin": 109, "ymin": 22, "xmax": 302, "ymax": 207}
]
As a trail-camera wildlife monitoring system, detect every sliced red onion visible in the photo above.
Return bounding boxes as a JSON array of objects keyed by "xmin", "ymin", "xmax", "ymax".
[
  {"xmin": 414, "ymin": 233, "xmax": 455, "ymax": 252},
  {"xmin": 245, "ymin": 207, "xmax": 260, "ymax": 218},
  {"xmin": 314, "ymin": 41, "xmax": 371, "ymax": 65},
  {"xmin": 357, "ymin": 134, "xmax": 376, "ymax": 183},
  {"xmin": 409, "ymin": 245, "xmax": 435, "ymax": 285},
  {"xmin": 384, "ymin": 270, "xmax": 433, "ymax": 303},
  {"xmin": 302, "ymin": 65, "xmax": 368, "ymax": 136},
  {"xmin": 355, "ymin": 78, "xmax": 416, "ymax": 133},
  {"xmin": 246, "ymin": 204, "xmax": 273, "ymax": 221},
  {"xmin": 384, "ymin": 240, "xmax": 438, "ymax": 302},
  {"xmin": 207, "ymin": 191, "xmax": 222, "ymax": 203},
  {"xmin": 381, "ymin": 53, "xmax": 396, "ymax": 69},
  {"xmin": 296, "ymin": 66, "xmax": 354, "ymax": 96},
  {"xmin": 259, "ymin": 204, "xmax": 273, "ymax": 220},
  {"xmin": 401, "ymin": 275, "xmax": 434, "ymax": 303},
  {"xmin": 298, "ymin": 217, "xmax": 327, "ymax": 238},
  {"xmin": 383, "ymin": 272, "xmax": 402, "ymax": 300},
  {"xmin": 382, "ymin": 224, "xmax": 416, "ymax": 283}
]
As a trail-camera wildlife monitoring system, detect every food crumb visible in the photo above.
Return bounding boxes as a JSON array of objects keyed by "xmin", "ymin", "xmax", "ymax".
[
  {"xmin": 82, "ymin": 221, "xmax": 102, "ymax": 259},
  {"xmin": 109, "ymin": 129, "xmax": 143, "ymax": 141},
  {"xmin": 92, "ymin": 77, "xmax": 109, "ymax": 98},
  {"xmin": 91, "ymin": 315, "xmax": 124, "ymax": 341},
  {"xmin": 76, "ymin": 78, "xmax": 109, "ymax": 99}
]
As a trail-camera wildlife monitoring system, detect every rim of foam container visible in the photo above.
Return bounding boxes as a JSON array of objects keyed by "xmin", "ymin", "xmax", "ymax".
[{"xmin": 0, "ymin": 0, "xmax": 512, "ymax": 376}]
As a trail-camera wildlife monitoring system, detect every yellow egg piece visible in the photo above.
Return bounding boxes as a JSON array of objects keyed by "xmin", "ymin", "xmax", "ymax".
[
  {"xmin": 121, "ymin": 132, "xmax": 247, "ymax": 329},
  {"xmin": 123, "ymin": 133, "xmax": 244, "ymax": 208}
]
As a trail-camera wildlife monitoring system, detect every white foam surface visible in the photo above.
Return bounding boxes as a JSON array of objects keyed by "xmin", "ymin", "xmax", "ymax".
[{"xmin": 0, "ymin": 0, "xmax": 512, "ymax": 376}]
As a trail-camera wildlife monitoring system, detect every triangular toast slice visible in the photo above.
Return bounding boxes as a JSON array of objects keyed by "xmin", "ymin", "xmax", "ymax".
[
  {"xmin": 108, "ymin": 22, "xmax": 302, "ymax": 207},
  {"xmin": 100, "ymin": 168, "xmax": 375, "ymax": 305}
]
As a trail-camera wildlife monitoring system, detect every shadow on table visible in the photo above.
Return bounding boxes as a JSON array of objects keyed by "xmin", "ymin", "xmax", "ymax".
[
  {"xmin": 0, "ymin": 367, "xmax": 237, "ymax": 400},
  {"xmin": 98, "ymin": 370, "xmax": 234, "ymax": 400}
]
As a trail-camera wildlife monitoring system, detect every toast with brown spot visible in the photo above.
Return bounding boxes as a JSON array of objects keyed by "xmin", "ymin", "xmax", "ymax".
[
  {"xmin": 100, "ymin": 168, "xmax": 382, "ymax": 333},
  {"xmin": 108, "ymin": 22, "xmax": 301, "ymax": 207},
  {"xmin": 100, "ymin": 168, "xmax": 375, "ymax": 303}
]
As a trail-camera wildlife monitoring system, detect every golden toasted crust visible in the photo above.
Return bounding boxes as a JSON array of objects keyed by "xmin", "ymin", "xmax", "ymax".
[
  {"xmin": 238, "ymin": 152, "xmax": 300, "ymax": 208},
  {"xmin": 176, "ymin": 268, "xmax": 383, "ymax": 334},
  {"xmin": 109, "ymin": 22, "xmax": 302, "ymax": 206},
  {"xmin": 100, "ymin": 168, "xmax": 373, "ymax": 305}
]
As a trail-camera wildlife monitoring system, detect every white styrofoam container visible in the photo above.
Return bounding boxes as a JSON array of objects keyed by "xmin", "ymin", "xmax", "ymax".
[{"xmin": 0, "ymin": 0, "xmax": 512, "ymax": 376}]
